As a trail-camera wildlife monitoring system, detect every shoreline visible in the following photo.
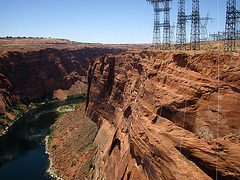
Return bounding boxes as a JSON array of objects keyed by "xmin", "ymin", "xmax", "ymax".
[
  {"xmin": 0, "ymin": 99, "xmax": 64, "ymax": 137},
  {"xmin": 0, "ymin": 98, "xmax": 87, "ymax": 179},
  {"xmin": 0, "ymin": 104, "xmax": 40, "ymax": 137},
  {"xmin": 45, "ymin": 103, "xmax": 97, "ymax": 179},
  {"xmin": 44, "ymin": 100, "xmax": 86, "ymax": 180},
  {"xmin": 56, "ymin": 104, "xmax": 76, "ymax": 113},
  {"xmin": 45, "ymin": 135, "xmax": 63, "ymax": 180},
  {"xmin": 0, "ymin": 96, "xmax": 87, "ymax": 137}
]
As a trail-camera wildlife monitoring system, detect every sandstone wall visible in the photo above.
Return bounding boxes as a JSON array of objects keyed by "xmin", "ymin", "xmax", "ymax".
[{"xmin": 86, "ymin": 51, "xmax": 240, "ymax": 179}]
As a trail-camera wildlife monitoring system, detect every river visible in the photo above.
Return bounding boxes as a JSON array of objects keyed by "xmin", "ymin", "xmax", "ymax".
[{"xmin": 0, "ymin": 99, "xmax": 85, "ymax": 180}]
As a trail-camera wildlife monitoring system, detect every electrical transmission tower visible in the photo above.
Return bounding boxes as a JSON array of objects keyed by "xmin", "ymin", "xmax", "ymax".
[
  {"xmin": 190, "ymin": 0, "xmax": 200, "ymax": 50},
  {"xmin": 147, "ymin": 0, "xmax": 172, "ymax": 49},
  {"xmin": 176, "ymin": 0, "xmax": 186, "ymax": 49},
  {"xmin": 176, "ymin": 0, "xmax": 202, "ymax": 50},
  {"xmin": 224, "ymin": 0, "xmax": 240, "ymax": 51},
  {"xmin": 200, "ymin": 13, "xmax": 212, "ymax": 42},
  {"xmin": 152, "ymin": 1, "xmax": 161, "ymax": 47},
  {"xmin": 209, "ymin": 32, "xmax": 225, "ymax": 41},
  {"xmin": 209, "ymin": 33, "xmax": 218, "ymax": 41},
  {"xmin": 161, "ymin": 0, "xmax": 171, "ymax": 49}
]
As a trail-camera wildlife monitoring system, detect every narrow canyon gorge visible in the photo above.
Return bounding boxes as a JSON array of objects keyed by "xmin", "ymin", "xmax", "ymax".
[
  {"xmin": 48, "ymin": 49, "xmax": 240, "ymax": 180},
  {"xmin": 0, "ymin": 39, "xmax": 239, "ymax": 179}
]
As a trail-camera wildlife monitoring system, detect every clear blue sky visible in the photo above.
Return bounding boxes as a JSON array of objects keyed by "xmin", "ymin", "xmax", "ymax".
[{"xmin": 0, "ymin": 0, "xmax": 239, "ymax": 44}]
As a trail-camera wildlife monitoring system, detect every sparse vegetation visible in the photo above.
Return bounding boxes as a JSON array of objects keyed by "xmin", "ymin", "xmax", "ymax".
[
  {"xmin": 45, "ymin": 97, "xmax": 60, "ymax": 103},
  {"xmin": 52, "ymin": 97, "xmax": 60, "ymax": 102},
  {"xmin": 0, "ymin": 114, "xmax": 11, "ymax": 121},
  {"xmin": 48, "ymin": 128, "xmax": 54, "ymax": 145},
  {"xmin": 0, "ymin": 121, "xmax": 7, "ymax": 129},
  {"xmin": 33, "ymin": 102, "xmax": 40, "ymax": 107},
  {"xmin": 5, "ymin": 108, "xmax": 13, "ymax": 113},
  {"xmin": 44, "ymin": 98, "xmax": 50, "ymax": 103},
  {"xmin": 67, "ymin": 93, "xmax": 86, "ymax": 100},
  {"xmin": 52, "ymin": 145, "xmax": 57, "ymax": 149},
  {"xmin": 56, "ymin": 170, "xmax": 61, "ymax": 177},
  {"xmin": 88, "ymin": 159, "xmax": 95, "ymax": 171},
  {"xmin": 11, "ymin": 104, "xmax": 26, "ymax": 120},
  {"xmin": 0, "ymin": 101, "xmax": 30, "ymax": 131},
  {"xmin": 57, "ymin": 104, "xmax": 76, "ymax": 113},
  {"xmin": 0, "ymin": 36, "xmax": 44, "ymax": 39},
  {"xmin": 230, "ymin": 132, "xmax": 239, "ymax": 143},
  {"xmin": 71, "ymin": 161, "xmax": 77, "ymax": 167}
]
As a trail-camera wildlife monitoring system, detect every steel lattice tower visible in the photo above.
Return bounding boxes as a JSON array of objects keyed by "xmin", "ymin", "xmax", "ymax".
[
  {"xmin": 176, "ymin": 0, "xmax": 186, "ymax": 49},
  {"xmin": 190, "ymin": 0, "xmax": 200, "ymax": 50},
  {"xmin": 224, "ymin": 0, "xmax": 240, "ymax": 51},
  {"xmin": 209, "ymin": 33, "xmax": 218, "ymax": 41},
  {"xmin": 147, "ymin": 0, "xmax": 172, "ymax": 49},
  {"xmin": 153, "ymin": 1, "xmax": 161, "ymax": 46},
  {"xmin": 200, "ymin": 13, "xmax": 212, "ymax": 42},
  {"xmin": 162, "ymin": 0, "xmax": 171, "ymax": 49},
  {"xmin": 147, "ymin": 0, "xmax": 161, "ymax": 47}
]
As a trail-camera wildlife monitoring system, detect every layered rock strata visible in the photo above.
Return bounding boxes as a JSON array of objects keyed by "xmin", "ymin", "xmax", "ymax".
[
  {"xmin": 0, "ymin": 47, "xmax": 125, "ymax": 112},
  {"xmin": 86, "ymin": 51, "xmax": 240, "ymax": 179}
]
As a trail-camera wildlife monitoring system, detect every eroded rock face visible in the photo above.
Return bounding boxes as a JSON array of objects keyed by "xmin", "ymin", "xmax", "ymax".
[
  {"xmin": 86, "ymin": 51, "xmax": 240, "ymax": 179},
  {"xmin": 0, "ymin": 47, "xmax": 125, "ymax": 112}
]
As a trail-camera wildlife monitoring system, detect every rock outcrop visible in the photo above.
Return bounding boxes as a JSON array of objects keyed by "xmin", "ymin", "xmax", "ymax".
[
  {"xmin": 0, "ymin": 47, "xmax": 125, "ymax": 112},
  {"xmin": 86, "ymin": 51, "xmax": 240, "ymax": 179}
]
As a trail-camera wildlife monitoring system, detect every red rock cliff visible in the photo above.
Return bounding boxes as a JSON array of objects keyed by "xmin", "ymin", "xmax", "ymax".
[
  {"xmin": 0, "ymin": 47, "xmax": 125, "ymax": 112},
  {"xmin": 86, "ymin": 51, "xmax": 240, "ymax": 179}
]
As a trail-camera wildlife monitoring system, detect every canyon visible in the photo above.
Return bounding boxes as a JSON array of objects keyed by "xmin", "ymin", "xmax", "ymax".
[
  {"xmin": 1, "ymin": 38, "xmax": 240, "ymax": 179},
  {"xmin": 49, "ymin": 49, "xmax": 240, "ymax": 180},
  {"xmin": 0, "ymin": 39, "xmax": 131, "ymax": 113},
  {"xmin": 0, "ymin": 38, "xmax": 137, "ymax": 134}
]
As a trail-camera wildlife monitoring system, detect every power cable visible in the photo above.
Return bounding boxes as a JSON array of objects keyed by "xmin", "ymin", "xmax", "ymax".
[
  {"xmin": 216, "ymin": 0, "xmax": 220, "ymax": 179},
  {"xmin": 176, "ymin": 51, "xmax": 192, "ymax": 179}
]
